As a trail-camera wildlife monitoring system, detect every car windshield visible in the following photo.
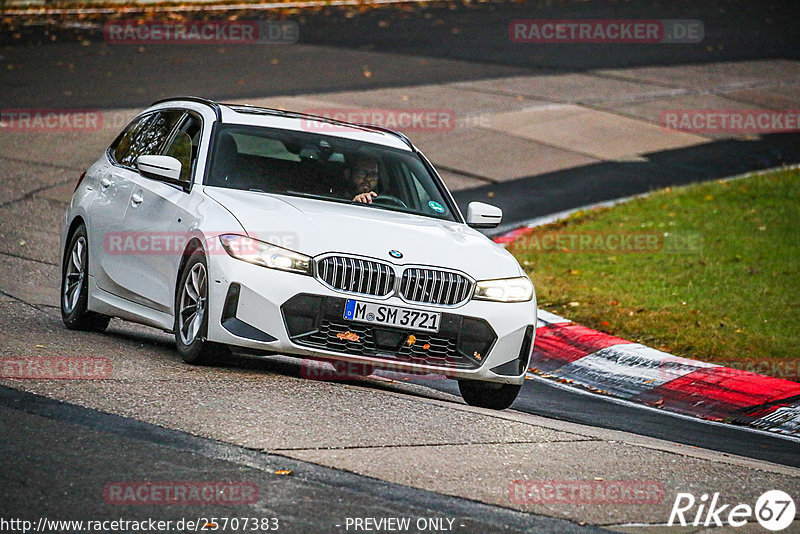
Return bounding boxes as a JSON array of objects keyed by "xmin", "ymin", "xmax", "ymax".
[{"xmin": 206, "ymin": 124, "xmax": 457, "ymax": 221}]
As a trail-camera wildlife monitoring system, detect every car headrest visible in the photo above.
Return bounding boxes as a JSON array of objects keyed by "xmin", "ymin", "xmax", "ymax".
[{"xmin": 216, "ymin": 132, "xmax": 239, "ymax": 158}]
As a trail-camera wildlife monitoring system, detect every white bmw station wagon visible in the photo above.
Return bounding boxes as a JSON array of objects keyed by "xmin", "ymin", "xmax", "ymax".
[{"xmin": 61, "ymin": 97, "xmax": 537, "ymax": 409}]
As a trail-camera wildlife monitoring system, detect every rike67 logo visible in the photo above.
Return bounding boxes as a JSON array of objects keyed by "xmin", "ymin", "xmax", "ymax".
[{"xmin": 669, "ymin": 490, "xmax": 795, "ymax": 531}]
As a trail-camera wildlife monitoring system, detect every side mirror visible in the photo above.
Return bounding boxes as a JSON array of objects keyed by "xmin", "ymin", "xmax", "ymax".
[
  {"xmin": 136, "ymin": 155, "xmax": 189, "ymax": 190},
  {"xmin": 466, "ymin": 201, "xmax": 502, "ymax": 228}
]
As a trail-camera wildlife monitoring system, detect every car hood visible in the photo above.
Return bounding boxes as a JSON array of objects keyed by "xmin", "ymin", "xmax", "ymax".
[{"xmin": 203, "ymin": 187, "xmax": 523, "ymax": 280}]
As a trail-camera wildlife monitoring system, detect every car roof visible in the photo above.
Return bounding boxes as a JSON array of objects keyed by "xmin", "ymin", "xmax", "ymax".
[{"xmin": 150, "ymin": 96, "xmax": 414, "ymax": 152}]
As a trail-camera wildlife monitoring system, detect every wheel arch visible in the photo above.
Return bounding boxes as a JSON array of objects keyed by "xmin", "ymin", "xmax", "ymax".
[
  {"xmin": 173, "ymin": 237, "xmax": 207, "ymax": 316},
  {"xmin": 62, "ymin": 216, "xmax": 87, "ymax": 272}
]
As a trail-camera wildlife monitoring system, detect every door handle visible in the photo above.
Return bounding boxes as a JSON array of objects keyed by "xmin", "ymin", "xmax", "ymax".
[
  {"xmin": 100, "ymin": 177, "xmax": 112, "ymax": 189},
  {"xmin": 131, "ymin": 192, "xmax": 144, "ymax": 206}
]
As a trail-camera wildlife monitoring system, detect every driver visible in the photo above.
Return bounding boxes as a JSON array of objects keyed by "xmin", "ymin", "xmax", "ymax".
[{"xmin": 344, "ymin": 155, "xmax": 380, "ymax": 203}]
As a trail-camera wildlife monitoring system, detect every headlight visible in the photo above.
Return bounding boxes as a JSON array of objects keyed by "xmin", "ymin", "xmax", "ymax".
[
  {"xmin": 219, "ymin": 235, "xmax": 312, "ymax": 275},
  {"xmin": 473, "ymin": 276, "xmax": 534, "ymax": 303}
]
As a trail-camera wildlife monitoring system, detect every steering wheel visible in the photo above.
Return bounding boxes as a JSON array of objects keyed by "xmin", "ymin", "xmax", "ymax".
[{"xmin": 371, "ymin": 195, "xmax": 407, "ymax": 208}]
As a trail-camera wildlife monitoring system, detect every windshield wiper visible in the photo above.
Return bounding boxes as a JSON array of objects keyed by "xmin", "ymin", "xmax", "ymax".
[{"xmin": 279, "ymin": 190, "xmax": 349, "ymax": 203}]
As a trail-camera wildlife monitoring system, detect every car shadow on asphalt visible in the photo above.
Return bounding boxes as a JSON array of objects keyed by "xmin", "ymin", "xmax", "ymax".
[
  {"xmin": 222, "ymin": 350, "xmax": 460, "ymax": 404},
  {"xmin": 102, "ymin": 319, "xmax": 457, "ymax": 402}
]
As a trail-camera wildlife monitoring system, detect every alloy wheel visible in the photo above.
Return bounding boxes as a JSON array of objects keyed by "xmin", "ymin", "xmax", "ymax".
[
  {"xmin": 178, "ymin": 262, "xmax": 207, "ymax": 345},
  {"xmin": 63, "ymin": 235, "xmax": 87, "ymax": 314}
]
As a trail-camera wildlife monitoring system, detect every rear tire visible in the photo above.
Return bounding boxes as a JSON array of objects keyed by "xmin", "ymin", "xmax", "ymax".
[
  {"xmin": 458, "ymin": 380, "xmax": 522, "ymax": 410},
  {"xmin": 61, "ymin": 224, "xmax": 110, "ymax": 332},
  {"xmin": 174, "ymin": 249, "xmax": 228, "ymax": 365}
]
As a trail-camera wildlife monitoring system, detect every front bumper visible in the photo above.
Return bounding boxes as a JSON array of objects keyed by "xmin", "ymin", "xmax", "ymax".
[{"xmin": 205, "ymin": 252, "xmax": 537, "ymax": 384}]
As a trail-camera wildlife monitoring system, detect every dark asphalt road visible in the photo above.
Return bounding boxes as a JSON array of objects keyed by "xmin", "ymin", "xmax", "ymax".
[
  {"xmin": 3, "ymin": 0, "xmax": 800, "ymax": 224},
  {"xmin": 0, "ymin": 385, "xmax": 604, "ymax": 534},
  {"xmin": 460, "ymin": 133, "xmax": 800, "ymax": 229},
  {"xmin": 2, "ymin": 0, "xmax": 799, "ymax": 109},
  {"xmin": 2, "ymin": 1, "xmax": 799, "ymax": 528},
  {"xmin": 409, "ymin": 377, "xmax": 800, "ymax": 469}
]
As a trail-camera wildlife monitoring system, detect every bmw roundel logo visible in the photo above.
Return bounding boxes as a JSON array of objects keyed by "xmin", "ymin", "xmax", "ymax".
[{"xmin": 389, "ymin": 250, "xmax": 403, "ymax": 259}]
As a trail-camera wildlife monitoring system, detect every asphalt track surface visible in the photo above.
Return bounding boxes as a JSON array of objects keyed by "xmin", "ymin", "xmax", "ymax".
[
  {"xmin": 4, "ymin": 1, "xmax": 800, "ymax": 223},
  {"xmin": 0, "ymin": 385, "xmax": 603, "ymax": 533},
  {"xmin": 454, "ymin": 133, "xmax": 800, "ymax": 229},
  {"xmin": 3, "ymin": 0, "xmax": 799, "ymax": 459},
  {"xmin": 2, "ymin": 0, "xmax": 800, "ymax": 528},
  {"xmin": 409, "ymin": 377, "xmax": 800, "ymax": 469},
  {"xmin": 3, "ymin": 0, "xmax": 800, "ymax": 107}
]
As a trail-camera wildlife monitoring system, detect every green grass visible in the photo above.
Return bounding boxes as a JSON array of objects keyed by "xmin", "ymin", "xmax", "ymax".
[{"xmin": 511, "ymin": 167, "xmax": 800, "ymax": 375}]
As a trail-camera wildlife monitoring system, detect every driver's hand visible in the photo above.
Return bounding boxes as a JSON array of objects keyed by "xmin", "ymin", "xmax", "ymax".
[{"xmin": 353, "ymin": 191, "xmax": 377, "ymax": 203}]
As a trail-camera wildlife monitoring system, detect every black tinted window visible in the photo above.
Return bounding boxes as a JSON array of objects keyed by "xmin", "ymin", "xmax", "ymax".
[
  {"xmin": 130, "ymin": 111, "xmax": 185, "ymax": 163},
  {"xmin": 114, "ymin": 111, "xmax": 185, "ymax": 167},
  {"xmin": 113, "ymin": 113, "xmax": 154, "ymax": 165}
]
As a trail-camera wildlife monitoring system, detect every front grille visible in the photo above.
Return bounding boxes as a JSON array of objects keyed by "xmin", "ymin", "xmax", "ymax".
[
  {"xmin": 400, "ymin": 268, "xmax": 472, "ymax": 306},
  {"xmin": 281, "ymin": 295, "xmax": 497, "ymax": 370},
  {"xmin": 317, "ymin": 256, "xmax": 395, "ymax": 297}
]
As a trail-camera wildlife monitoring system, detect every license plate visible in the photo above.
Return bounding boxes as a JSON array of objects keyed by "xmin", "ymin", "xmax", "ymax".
[{"xmin": 344, "ymin": 299, "xmax": 441, "ymax": 333}]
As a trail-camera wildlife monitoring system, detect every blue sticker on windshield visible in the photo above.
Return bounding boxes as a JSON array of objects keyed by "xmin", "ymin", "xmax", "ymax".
[{"xmin": 428, "ymin": 201, "xmax": 445, "ymax": 213}]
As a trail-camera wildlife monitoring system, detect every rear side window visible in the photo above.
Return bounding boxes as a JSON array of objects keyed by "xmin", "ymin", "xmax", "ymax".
[
  {"xmin": 130, "ymin": 111, "xmax": 185, "ymax": 162},
  {"xmin": 112, "ymin": 110, "xmax": 185, "ymax": 167},
  {"xmin": 113, "ymin": 114, "xmax": 154, "ymax": 165}
]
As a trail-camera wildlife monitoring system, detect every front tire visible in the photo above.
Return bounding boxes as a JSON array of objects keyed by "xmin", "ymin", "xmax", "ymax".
[
  {"xmin": 61, "ymin": 224, "xmax": 110, "ymax": 332},
  {"xmin": 175, "ymin": 249, "xmax": 228, "ymax": 365},
  {"xmin": 458, "ymin": 380, "xmax": 522, "ymax": 410}
]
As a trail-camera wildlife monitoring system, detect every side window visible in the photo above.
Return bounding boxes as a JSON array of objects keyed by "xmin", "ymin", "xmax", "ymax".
[
  {"xmin": 132, "ymin": 111, "xmax": 185, "ymax": 163},
  {"xmin": 165, "ymin": 132, "xmax": 193, "ymax": 182},
  {"xmin": 163, "ymin": 113, "xmax": 202, "ymax": 183},
  {"xmin": 113, "ymin": 111, "xmax": 185, "ymax": 168},
  {"xmin": 113, "ymin": 113, "xmax": 155, "ymax": 165}
]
